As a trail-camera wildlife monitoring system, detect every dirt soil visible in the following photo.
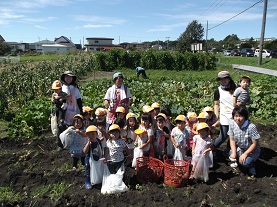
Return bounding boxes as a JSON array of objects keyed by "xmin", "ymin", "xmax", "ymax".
[
  {"xmin": 0, "ymin": 72, "xmax": 276, "ymax": 207},
  {"xmin": 0, "ymin": 123, "xmax": 276, "ymax": 207}
]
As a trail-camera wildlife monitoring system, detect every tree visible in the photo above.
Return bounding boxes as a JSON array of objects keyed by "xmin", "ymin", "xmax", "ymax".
[
  {"xmin": 0, "ymin": 42, "xmax": 11, "ymax": 56},
  {"xmin": 176, "ymin": 20, "xmax": 204, "ymax": 52}
]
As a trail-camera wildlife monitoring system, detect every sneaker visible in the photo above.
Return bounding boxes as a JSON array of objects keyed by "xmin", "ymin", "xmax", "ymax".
[
  {"xmin": 230, "ymin": 162, "xmax": 238, "ymax": 168},
  {"xmin": 247, "ymin": 175, "xmax": 256, "ymax": 181}
]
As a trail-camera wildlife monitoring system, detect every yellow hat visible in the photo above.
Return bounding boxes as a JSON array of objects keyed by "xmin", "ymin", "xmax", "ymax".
[
  {"xmin": 187, "ymin": 112, "xmax": 197, "ymax": 121},
  {"xmin": 83, "ymin": 106, "xmax": 93, "ymax": 113},
  {"xmin": 95, "ymin": 107, "xmax": 107, "ymax": 116},
  {"xmin": 108, "ymin": 124, "xmax": 120, "ymax": 132},
  {"xmin": 51, "ymin": 80, "xmax": 62, "ymax": 90},
  {"xmin": 116, "ymin": 106, "xmax": 125, "ymax": 113},
  {"xmin": 197, "ymin": 112, "xmax": 207, "ymax": 119},
  {"xmin": 203, "ymin": 106, "xmax": 214, "ymax": 112},
  {"xmin": 134, "ymin": 128, "xmax": 146, "ymax": 135},
  {"xmin": 196, "ymin": 122, "xmax": 209, "ymax": 133},
  {"xmin": 73, "ymin": 114, "xmax": 83, "ymax": 120},
  {"xmin": 156, "ymin": 113, "xmax": 167, "ymax": 120},
  {"xmin": 85, "ymin": 125, "xmax": 98, "ymax": 134},
  {"xmin": 175, "ymin": 115, "xmax": 186, "ymax": 122},
  {"xmin": 142, "ymin": 105, "xmax": 150, "ymax": 113},
  {"xmin": 126, "ymin": 112, "xmax": 136, "ymax": 120},
  {"xmin": 151, "ymin": 102, "xmax": 160, "ymax": 109}
]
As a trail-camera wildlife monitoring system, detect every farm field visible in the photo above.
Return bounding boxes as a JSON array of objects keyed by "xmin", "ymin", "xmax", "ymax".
[{"xmin": 0, "ymin": 69, "xmax": 277, "ymax": 207}]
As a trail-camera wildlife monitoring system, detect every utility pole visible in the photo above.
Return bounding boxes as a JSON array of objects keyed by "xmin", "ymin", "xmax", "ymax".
[
  {"xmin": 166, "ymin": 37, "xmax": 170, "ymax": 49},
  {"xmin": 206, "ymin": 20, "xmax": 208, "ymax": 53},
  {"xmin": 258, "ymin": 0, "xmax": 268, "ymax": 65}
]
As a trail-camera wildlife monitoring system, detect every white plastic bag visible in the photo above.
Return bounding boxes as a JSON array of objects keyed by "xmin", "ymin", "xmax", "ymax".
[
  {"xmin": 101, "ymin": 164, "xmax": 128, "ymax": 194},
  {"xmin": 89, "ymin": 157, "xmax": 104, "ymax": 185},
  {"xmin": 59, "ymin": 128, "xmax": 73, "ymax": 149},
  {"xmin": 193, "ymin": 154, "xmax": 209, "ymax": 182},
  {"xmin": 50, "ymin": 114, "xmax": 58, "ymax": 136},
  {"xmin": 173, "ymin": 147, "xmax": 183, "ymax": 160},
  {"xmin": 132, "ymin": 147, "xmax": 143, "ymax": 168}
]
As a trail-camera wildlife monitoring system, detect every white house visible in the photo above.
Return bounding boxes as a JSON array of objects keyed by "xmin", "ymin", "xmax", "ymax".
[
  {"xmin": 41, "ymin": 44, "xmax": 72, "ymax": 54},
  {"xmin": 85, "ymin": 37, "xmax": 123, "ymax": 51}
]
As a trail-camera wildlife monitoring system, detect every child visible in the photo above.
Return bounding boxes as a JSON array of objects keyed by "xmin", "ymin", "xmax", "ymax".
[
  {"xmin": 233, "ymin": 75, "xmax": 251, "ymax": 107},
  {"xmin": 160, "ymin": 107, "xmax": 173, "ymax": 156},
  {"xmin": 61, "ymin": 71, "xmax": 83, "ymax": 125},
  {"xmin": 82, "ymin": 106, "xmax": 94, "ymax": 129},
  {"xmin": 83, "ymin": 125, "xmax": 104, "ymax": 189},
  {"xmin": 153, "ymin": 113, "xmax": 170, "ymax": 160},
  {"xmin": 62, "ymin": 114, "xmax": 87, "ymax": 170},
  {"xmin": 123, "ymin": 112, "xmax": 139, "ymax": 156},
  {"xmin": 190, "ymin": 122, "xmax": 213, "ymax": 181},
  {"xmin": 151, "ymin": 102, "xmax": 161, "ymax": 118},
  {"xmin": 203, "ymin": 106, "xmax": 219, "ymax": 139},
  {"xmin": 115, "ymin": 106, "xmax": 126, "ymax": 126},
  {"xmin": 95, "ymin": 107, "xmax": 107, "ymax": 120},
  {"xmin": 95, "ymin": 118, "xmax": 109, "ymax": 159},
  {"xmin": 171, "ymin": 115, "xmax": 190, "ymax": 159},
  {"xmin": 143, "ymin": 105, "xmax": 157, "ymax": 131},
  {"xmin": 51, "ymin": 80, "xmax": 68, "ymax": 126},
  {"xmin": 186, "ymin": 112, "xmax": 198, "ymax": 152},
  {"xmin": 134, "ymin": 113, "xmax": 154, "ymax": 156},
  {"xmin": 106, "ymin": 124, "xmax": 132, "ymax": 174},
  {"xmin": 228, "ymin": 106, "xmax": 260, "ymax": 180}
]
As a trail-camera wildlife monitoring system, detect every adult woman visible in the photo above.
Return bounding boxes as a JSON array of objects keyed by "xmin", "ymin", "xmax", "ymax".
[
  {"xmin": 104, "ymin": 72, "xmax": 132, "ymax": 127},
  {"xmin": 213, "ymin": 71, "xmax": 237, "ymax": 154},
  {"xmin": 61, "ymin": 71, "xmax": 83, "ymax": 126},
  {"xmin": 228, "ymin": 106, "xmax": 260, "ymax": 179}
]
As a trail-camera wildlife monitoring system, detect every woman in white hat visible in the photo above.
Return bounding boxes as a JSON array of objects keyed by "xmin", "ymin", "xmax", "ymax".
[{"xmin": 213, "ymin": 71, "xmax": 237, "ymax": 157}]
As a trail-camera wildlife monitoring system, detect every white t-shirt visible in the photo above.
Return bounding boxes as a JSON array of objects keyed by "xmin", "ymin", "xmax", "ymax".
[{"xmin": 106, "ymin": 138, "xmax": 126, "ymax": 162}]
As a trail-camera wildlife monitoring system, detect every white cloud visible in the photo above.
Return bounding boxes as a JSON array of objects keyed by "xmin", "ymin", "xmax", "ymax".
[
  {"xmin": 16, "ymin": 0, "xmax": 72, "ymax": 9},
  {"xmin": 23, "ymin": 16, "xmax": 57, "ymax": 23},
  {"xmin": 34, "ymin": 25, "xmax": 47, "ymax": 29},
  {"xmin": 73, "ymin": 15, "xmax": 126, "ymax": 25},
  {"xmin": 0, "ymin": 8, "xmax": 24, "ymax": 19},
  {"xmin": 83, "ymin": 24, "xmax": 112, "ymax": 28}
]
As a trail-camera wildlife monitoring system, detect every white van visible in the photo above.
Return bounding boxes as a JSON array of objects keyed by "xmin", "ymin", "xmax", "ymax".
[{"xmin": 254, "ymin": 49, "xmax": 271, "ymax": 58}]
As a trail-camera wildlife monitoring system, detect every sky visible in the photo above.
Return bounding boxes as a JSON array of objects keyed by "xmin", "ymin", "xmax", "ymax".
[{"xmin": 0, "ymin": 0, "xmax": 276, "ymax": 45}]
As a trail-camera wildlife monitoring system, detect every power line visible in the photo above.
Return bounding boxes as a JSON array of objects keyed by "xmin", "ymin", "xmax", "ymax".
[{"xmin": 208, "ymin": 0, "xmax": 263, "ymax": 31}]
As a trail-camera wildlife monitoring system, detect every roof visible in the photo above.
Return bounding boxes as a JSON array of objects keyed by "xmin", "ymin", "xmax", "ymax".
[
  {"xmin": 86, "ymin": 37, "xmax": 114, "ymax": 40},
  {"xmin": 41, "ymin": 43, "xmax": 69, "ymax": 47}
]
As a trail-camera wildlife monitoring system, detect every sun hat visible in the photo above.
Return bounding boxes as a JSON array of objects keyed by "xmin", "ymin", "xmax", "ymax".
[
  {"xmin": 51, "ymin": 80, "xmax": 62, "ymax": 89},
  {"xmin": 116, "ymin": 106, "xmax": 125, "ymax": 113},
  {"xmin": 126, "ymin": 112, "xmax": 136, "ymax": 120},
  {"xmin": 61, "ymin": 71, "xmax": 76, "ymax": 82},
  {"xmin": 156, "ymin": 113, "xmax": 167, "ymax": 120},
  {"xmin": 196, "ymin": 122, "xmax": 209, "ymax": 133},
  {"xmin": 113, "ymin": 72, "xmax": 123, "ymax": 80},
  {"xmin": 108, "ymin": 124, "xmax": 120, "ymax": 132},
  {"xmin": 187, "ymin": 112, "xmax": 197, "ymax": 121},
  {"xmin": 216, "ymin": 71, "xmax": 230, "ymax": 81},
  {"xmin": 95, "ymin": 107, "xmax": 107, "ymax": 117},
  {"xmin": 197, "ymin": 112, "xmax": 207, "ymax": 119},
  {"xmin": 151, "ymin": 102, "xmax": 160, "ymax": 109},
  {"xmin": 83, "ymin": 106, "xmax": 93, "ymax": 113},
  {"xmin": 175, "ymin": 115, "xmax": 186, "ymax": 122},
  {"xmin": 85, "ymin": 125, "xmax": 98, "ymax": 134},
  {"xmin": 240, "ymin": 75, "xmax": 251, "ymax": 82},
  {"xmin": 203, "ymin": 106, "xmax": 214, "ymax": 112},
  {"xmin": 73, "ymin": 114, "xmax": 83, "ymax": 120}
]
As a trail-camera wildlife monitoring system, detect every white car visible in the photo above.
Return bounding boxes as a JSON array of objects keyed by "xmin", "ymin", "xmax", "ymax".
[
  {"xmin": 223, "ymin": 50, "xmax": 231, "ymax": 56},
  {"xmin": 254, "ymin": 49, "xmax": 271, "ymax": 58}
]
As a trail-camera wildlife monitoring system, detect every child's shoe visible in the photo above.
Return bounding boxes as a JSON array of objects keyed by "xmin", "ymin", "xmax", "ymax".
[
  {"xmin": 229, "ymin": 156, "xmax": 238, "ymax": 168},
  {"xmin": 85, "ymin": 176, "xmax": 92, "ymax": 189}
]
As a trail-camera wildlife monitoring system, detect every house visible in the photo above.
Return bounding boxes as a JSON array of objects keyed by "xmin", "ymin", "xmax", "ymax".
[
  {"xmin": 84, "ymin": 37, "xmax": 123, "ymax": 51},
  {"xmin": 41, "ymin": 43, "xmax": 72, "ymax": 54},
  {"xmin": 5, "ymin": 42, "xmax": 29, "ymax": 52},
  {"xmin": 54, "ymin": 36, "xmax": 77, "ymax": 50},
  {"xmin": 29, "ymin": 39, "xmax": 55, "ymax": 53},
  {"xmin": 0, "ymin": 35, "xmax": 5, "ymax": 43},
  {"xmin": 119, "ymin": 42, "xmax": 148, "ymax": 50}
]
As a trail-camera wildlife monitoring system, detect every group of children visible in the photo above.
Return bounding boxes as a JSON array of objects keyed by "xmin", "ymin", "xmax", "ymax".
[{"xmin": 51, "ymin": 72, "xmax": 257, "ymax": 188}]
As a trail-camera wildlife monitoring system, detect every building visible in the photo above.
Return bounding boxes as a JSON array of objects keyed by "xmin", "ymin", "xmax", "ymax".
[
  {"xmin": 84, "ymin": 37, "xmax": 123, "ymax": 51},
  {"xmin": 119, "ymin": 42, "xmax": 148, "ymax": 50}
]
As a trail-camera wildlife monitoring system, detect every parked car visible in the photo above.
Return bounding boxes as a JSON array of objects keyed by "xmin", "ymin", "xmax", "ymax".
[
  {"xmin": 230, "ymin": 49, "xmax": 240, "ymax": 56},
  {"xmin": 270, "ymin": 49, "xmax": 277, "ymax": 58},
  {"xmin": 254, "ymin": 49, "xmax": 271, "ymax": 58},
  {"xmin": 240, "ymin": 48, "xmax": 254, "ymax": 57},
  {"xmin": 223, "ymin": 50, "xmax": 231, "ymax": 56}
]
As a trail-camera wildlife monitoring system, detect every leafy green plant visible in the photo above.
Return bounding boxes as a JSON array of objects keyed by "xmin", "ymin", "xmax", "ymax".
[{"xmin": 0, "ymin": 187, "xmax": 23, "ymax": 205}]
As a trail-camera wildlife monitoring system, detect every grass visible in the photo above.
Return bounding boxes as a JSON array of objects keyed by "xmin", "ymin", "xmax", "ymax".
[
  {"xmin": 216, "ymin": 54, "xmax": 277, "ymax": 70},
  {"xmin": 20, "ymin": 53, "xmax": 60, "ymax": 62},
  {"xmin": 0, "ymin": 187, "xmax": 23, "ymax": 204}
]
